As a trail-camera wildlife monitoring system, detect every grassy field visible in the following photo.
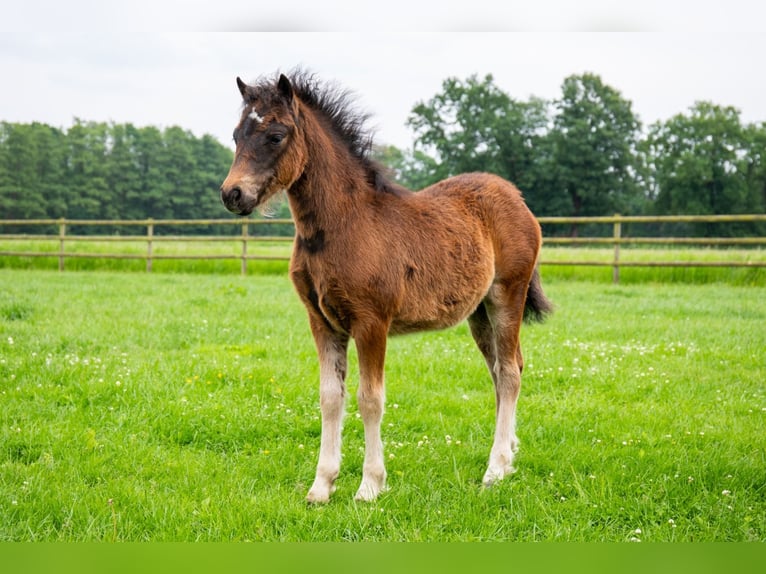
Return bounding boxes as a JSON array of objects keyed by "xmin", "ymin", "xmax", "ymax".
[
  {"xmin": 0, "ymin": 269, "xmax": 764, "ymax": 541},
  {"xmin": 1, "ymin": 237, "xmax": 765, "ymax": 285}
]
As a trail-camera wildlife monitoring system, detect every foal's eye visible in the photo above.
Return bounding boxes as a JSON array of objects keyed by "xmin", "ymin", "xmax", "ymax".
[{"xmin": 268, "ymin": 133, "xmax": 285, "ymax": 146}]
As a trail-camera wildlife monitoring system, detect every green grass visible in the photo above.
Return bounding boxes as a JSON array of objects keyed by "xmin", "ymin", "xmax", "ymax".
[
  {"xmin": 2, "ymin": 238, "xmax": 764, "ymax": 284},
  {"xmin": 0, "ymin": 270, "xmax": 764, "ymax": 541}
]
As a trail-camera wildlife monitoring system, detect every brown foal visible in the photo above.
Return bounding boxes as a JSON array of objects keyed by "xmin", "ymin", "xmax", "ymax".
[{"xmin": 220, "ymin": 71, "xmax": 552, "ymax": 502}]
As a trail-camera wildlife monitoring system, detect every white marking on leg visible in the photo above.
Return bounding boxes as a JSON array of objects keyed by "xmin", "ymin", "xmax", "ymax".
[
  {"xmin": 306, "ymin": 344, "xmax": 346, "ymax": 503},
  {"xmin": 483, "ymin": 360, "xmax": 520, "ymax": 487},
  {"xmin": 355, "ymin": 387, "xmax": 387, "ymax": 501}
]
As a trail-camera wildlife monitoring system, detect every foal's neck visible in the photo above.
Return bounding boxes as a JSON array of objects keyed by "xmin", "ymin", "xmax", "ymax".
[{"xmin": 287, "ymin": 113, "xmax": 367, "ymax": 237}]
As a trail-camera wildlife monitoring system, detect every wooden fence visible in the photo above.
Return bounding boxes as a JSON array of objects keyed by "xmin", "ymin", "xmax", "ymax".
[{"xmin": 1, "ymin": 214, "xmax": 765, "ymax": 283}]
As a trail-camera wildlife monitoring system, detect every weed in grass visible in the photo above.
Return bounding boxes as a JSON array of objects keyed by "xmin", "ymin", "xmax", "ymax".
[{"xmin": 0, "ymin": 270, "xmax": 764, "ymax": 541}]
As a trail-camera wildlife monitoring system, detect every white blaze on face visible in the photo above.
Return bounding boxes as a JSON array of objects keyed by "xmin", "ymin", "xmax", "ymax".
[{"xmin": 248, "ymin": 107, "xmax": 264, "ymax": 123}]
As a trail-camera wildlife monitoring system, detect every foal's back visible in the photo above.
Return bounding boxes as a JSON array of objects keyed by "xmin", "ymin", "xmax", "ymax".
[{"xmin": 371, "ymin": 172, "xmax": 541, "ymax": 335}]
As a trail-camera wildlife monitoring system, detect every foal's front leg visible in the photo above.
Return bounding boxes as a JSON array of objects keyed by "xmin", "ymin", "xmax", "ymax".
[
  {"xmin": 306, "ymin": 319, "xmax": 349, "ymax": 503},
  {"xmin": 353, "ymin": 324, "xmax": 388, "ymax": 501}
]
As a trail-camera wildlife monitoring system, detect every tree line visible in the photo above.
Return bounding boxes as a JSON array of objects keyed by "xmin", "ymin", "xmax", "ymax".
[
  {"xmin": 0, "ymin": 120, "xmax": 238, "ymax": 235},
  {"xmin": 2, "ymin": 72, "xmax": 765, "ymax": 237},
  {"xmin": 378, "ymin": 73, "xmax": 766, "ymax": 237}
]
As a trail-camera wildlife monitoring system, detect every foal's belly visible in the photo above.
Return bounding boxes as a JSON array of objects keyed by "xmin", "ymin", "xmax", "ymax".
[{"xmin": 389, "ymin": 260, "xmax": 494, "ymax": 335}]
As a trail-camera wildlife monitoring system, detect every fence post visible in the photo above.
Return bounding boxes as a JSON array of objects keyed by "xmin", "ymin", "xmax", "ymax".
[
  {"xmin": 612, "ymin": 214, "xmax": 621, "ymax": 284},
  {"xmin": 146, "ymin": 218, "xmax": 154, "ymax": 272},
  {"xmin": 58, "ymin": 218, "xmax": 66, "ymax": 272},
  {"xmin": 241, "ymin": 222, "xmax": 248, "ymax": 276}
]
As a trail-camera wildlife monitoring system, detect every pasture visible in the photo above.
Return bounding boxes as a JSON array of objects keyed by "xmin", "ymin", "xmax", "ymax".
[
  {"xmin": 1, "ymin": 237, "xmax": 765, "ymax": 286},
  {"xmin": 0, "ymin": 269, "xmax": 764, "ymax": 541}
]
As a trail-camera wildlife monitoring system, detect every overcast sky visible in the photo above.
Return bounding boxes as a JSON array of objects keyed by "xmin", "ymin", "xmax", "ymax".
[{"xmin": 2, "ymin": 1, "xmax": 765, "ymax": 151}]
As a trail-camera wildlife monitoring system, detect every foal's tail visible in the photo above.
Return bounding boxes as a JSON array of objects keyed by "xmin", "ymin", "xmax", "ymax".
[{"xmin": 524, "ymin": 266, "xmax": 554, "ymax": 323}]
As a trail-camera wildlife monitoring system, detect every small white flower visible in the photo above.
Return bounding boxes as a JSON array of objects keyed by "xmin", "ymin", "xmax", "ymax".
[
  {"xmin": 7, "ymin": 337, "xmax": 13, "ymax": 345},
  {"xmin": 722, "ymin": 490, "xmax": 731, "ymax": 496},
  {"xmin": 634, "ymin": 528, "xmax": 642, "ymax": 535}
]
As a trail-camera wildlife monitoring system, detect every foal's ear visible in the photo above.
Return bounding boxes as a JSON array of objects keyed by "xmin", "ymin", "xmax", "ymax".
[
  {"xmin": 236, "ymin": 77, "xmax": 248, "ymax": 99},
  {"xmin": 277, "ymin": 74, "xmax": 294, "ymax": 103}
]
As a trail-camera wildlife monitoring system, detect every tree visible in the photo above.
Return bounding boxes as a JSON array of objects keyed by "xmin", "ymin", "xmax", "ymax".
[
  {"xmin": 66, "ymin": 120, "xmax": 110, "ymax": 221},
  {"xmin": 0, "ymin": 123, "xmax": 48, "ymax": 220},
  {"xmin": 370, "ymin": 144, "xmax": 439, "ymax": 191},
  {"xmin": 106, "ymin": 123, "xmax": 143, "ymax": 220},
  {"xmin": 642, "ymin": 102, "xmax": 760, "ymax": 235},
  {"xmin": 405, "ymin": 74, "xmax": 565, "ymax": 213},
  {"xmin": 549, "ymin": 73, "xmax": 644, "ymax": 225},
  {"xmin": 0, "ymin": 120, "xmax": 236, "ymax": 233},
  {"xmin": 194, "ymin": 134, "xmax": 235, "ymax": 234},
  {"xmin": 742, "ymin": 122, "xmax": 766, "ymax": 216}
]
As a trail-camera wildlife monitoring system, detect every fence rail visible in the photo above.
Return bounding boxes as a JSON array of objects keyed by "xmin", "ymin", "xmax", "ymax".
[{"xmin": 1, "ymin": 215, "xmax": 765, "ymax": 283}]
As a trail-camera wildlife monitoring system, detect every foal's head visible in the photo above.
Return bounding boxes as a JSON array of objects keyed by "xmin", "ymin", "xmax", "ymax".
[{"xmin": 221, "ymin": 74, "xmax": 306, "ymax": 216}]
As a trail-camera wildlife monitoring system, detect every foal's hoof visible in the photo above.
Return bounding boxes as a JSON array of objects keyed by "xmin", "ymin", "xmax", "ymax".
[
  {"xmin": 354, "ymin": 484, "xmax": 379, "ymax": 502},
  {"xmin": 306, "ymin": 481, "xmax": 336, "ymax": 504},
  {"xmin": 482, "ymin": 465, "xmax": 517, "ymax": 488},
  {"xmin": 354, "ymin": 479, "xmax": 387, "ymax": 502},
  {"xmin": 306, "ymin": 491, "xmax": 330, "ymax": 504}
]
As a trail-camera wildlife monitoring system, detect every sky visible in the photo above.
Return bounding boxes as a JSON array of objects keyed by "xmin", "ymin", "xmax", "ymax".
[{"xmin": 2, "ymin": 1, "xmax": 766, "ymax": 151}]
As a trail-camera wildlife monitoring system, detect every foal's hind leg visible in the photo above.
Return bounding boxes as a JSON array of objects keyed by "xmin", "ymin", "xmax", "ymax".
[
  {"xmin": 306, "ymin": 317, "xmax": 349, "ymax": 503},
  {"xmin": 474, "ymin": 282, "xmax": 527, "ymax": 487}
]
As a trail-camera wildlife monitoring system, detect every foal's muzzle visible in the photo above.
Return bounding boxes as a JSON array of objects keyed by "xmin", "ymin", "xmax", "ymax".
[
  {"xmin": 220, "ymin": 185, "xmax": 254, "ymax": 216},
  {"xmin": 221, "ymin": 185, "xmax": 241, "ymax": 206}
]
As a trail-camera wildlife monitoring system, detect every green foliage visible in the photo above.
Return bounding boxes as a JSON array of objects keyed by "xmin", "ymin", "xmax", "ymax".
[
  {"xmin": 551, "ymin": 73, "xmax": 643, "ymax": 219},
  {"xmin": 0, "ymin": 270, "xmax": 764, "ymax": 540},
  {"xmin": 400, "ymin": 72, "xmax": 766, "ymax": 235},
  {"xmin": 404, "ymin": 73, "xmax": 642, "ymax": 221},
  {"xmin": 4, "ymin": 70, "xmax": 766, "ymax": 241},
  {"xmin": 405, "ymin": 74, "xmax": 564, "ymax": 214},
  {"xmin": 0, "ymin": 121, "xmax": 234, "ymax": 234},
  {"xmin": 643, "ymin": 104, "xmax": 766, "ymax": 236}
]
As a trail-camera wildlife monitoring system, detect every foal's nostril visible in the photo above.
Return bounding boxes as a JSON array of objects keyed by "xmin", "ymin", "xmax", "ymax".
[{"xmin": 222, "ymin": 186, "xmax": 242, "ymax": 205}]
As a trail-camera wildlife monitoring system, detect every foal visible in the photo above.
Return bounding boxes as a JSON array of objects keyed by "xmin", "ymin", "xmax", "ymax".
[{"xmin": 220, "ymin": 71, "xmax": 552, "ymax": 502}]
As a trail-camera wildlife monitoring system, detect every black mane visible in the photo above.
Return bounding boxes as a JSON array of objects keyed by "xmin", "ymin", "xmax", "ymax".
[{"xmin": 255, "ymin": 69, "xmax": 405, "ymax": 195}]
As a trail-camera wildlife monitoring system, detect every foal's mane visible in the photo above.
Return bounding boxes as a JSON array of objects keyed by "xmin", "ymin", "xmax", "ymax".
[{"xmin": 255, "ymin": 69, "xmax": 405, "ymax": 195}]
